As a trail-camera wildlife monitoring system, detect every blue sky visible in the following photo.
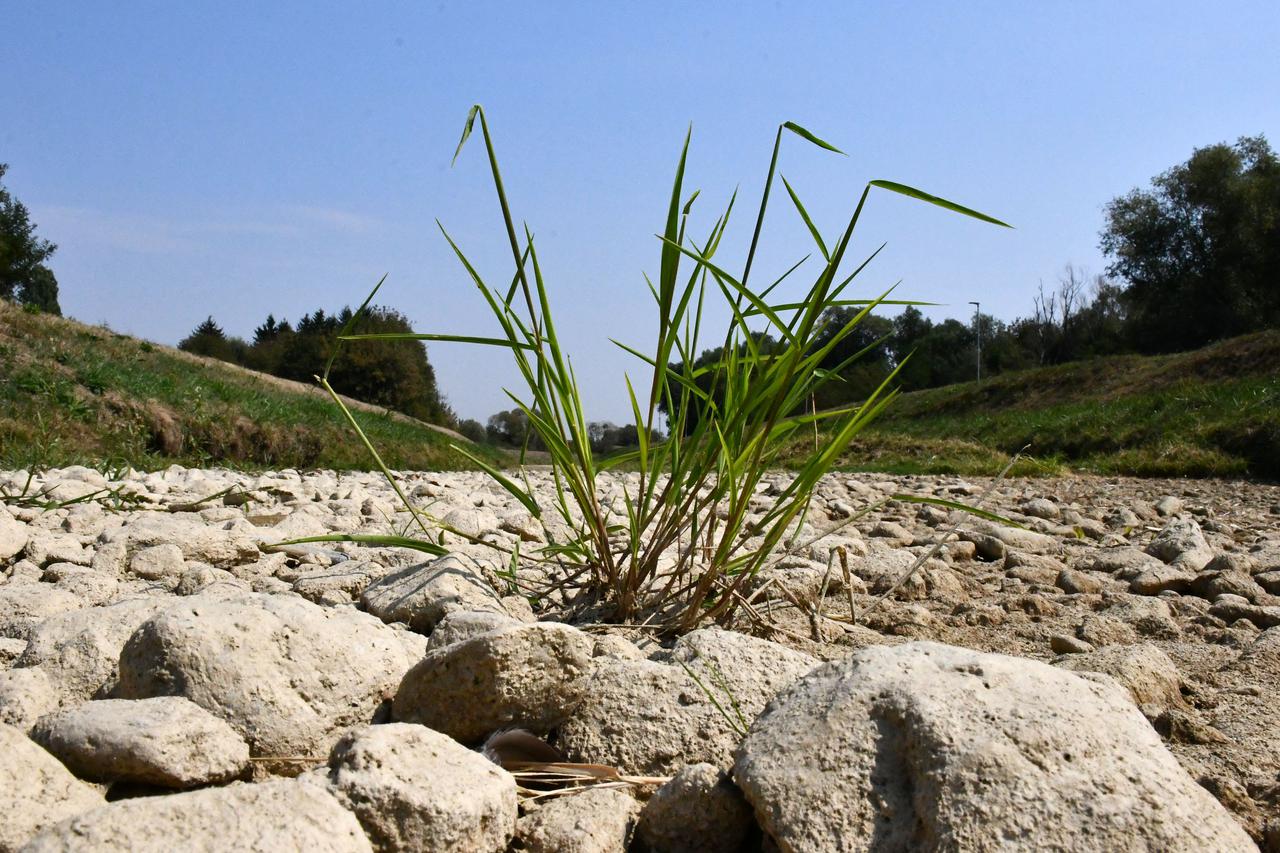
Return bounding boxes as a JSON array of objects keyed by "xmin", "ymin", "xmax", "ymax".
[{"xmin": 5, "ymin": 1, "xmax": 1278, "ymax": 423}]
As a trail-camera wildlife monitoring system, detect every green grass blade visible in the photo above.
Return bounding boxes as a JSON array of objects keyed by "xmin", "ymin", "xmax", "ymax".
[
  {"xmin": 316, "ymin": 375, "xmax": 435, "ymax": 541},
  {"xmin": 869, "ymin": 180, "xmax": 1012, "ymax": 227},
  {"xmin": 452, "ymin": 105, "xmax": 480, "ymax": 166},
  {"xmin": 758, "ymin": 254, "xmax": 811, "ymax": 301},
  {"xmin": 656, "ymin": 236, "xmax": 797, "ymax": 346},
  {"xmin": 782, "ymin": 121, "xmax": 844, "ymax": 154},
  {"xmin": 625, "ymin": 373, "xmax": 649, "ymax": 472},
  {"xmin": 827, "ymin": 241, "xmax": 888, "ymax": 301},
  {"xmin": 271, "ymin": 533, "xmax": 448, "ymax": 557},
  {"xmin": 889, "ymin": 494, "xmax": 1019, "ymax": 526},
  {"xmin": 324, "ymin": 273, "xmax": 388, "ymax": 380},
  {"xmin": 611, "ymin": 338, "xmax": 712, "ymax": 401},
  {"xmin": 658, "ymin": 125, "xmax": 693, "ymax": 335},
  {"xmin": 451, "ymin": 443, "xmax": 542, "ymax": 518},
  {"xmin": 682, "ymin": 189, "xmax": 701, "ymax": 215},
  {"xmin": 780, "ymin": 175, "xmax": 830, "ymax": 260},
  {"xmin": 340, "ymin": 332, "xmax": 535, "ymax": 350}
]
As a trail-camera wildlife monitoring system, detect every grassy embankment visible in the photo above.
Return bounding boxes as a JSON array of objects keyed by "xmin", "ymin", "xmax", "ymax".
[
  {"xmin": 805, "ymin": 330, "xmax": 1280, "ymax": 479},
  {"xmin": 4, "ymin": 301, "xmax": 1276, "ymax": 480},
  {"xmin": 0, "ymin": 301, "xmax": 506, "ymax": 472}
]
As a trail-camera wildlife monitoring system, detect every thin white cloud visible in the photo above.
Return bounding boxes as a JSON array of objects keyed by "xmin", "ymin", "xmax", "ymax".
[
  {"xmin": 36, "ymin": 206, "xmax": 198, "ymax": 254},
  {"xmin": 198, "ymin": 220, "xmax": 301, "ymax": 237},
  {"xmin": 283, "ymin": 204, "xmax": 381, "ymax": 234},
  {"xmin": 31, "ymin": 203, "xmax": 380, "ymax": 255}
]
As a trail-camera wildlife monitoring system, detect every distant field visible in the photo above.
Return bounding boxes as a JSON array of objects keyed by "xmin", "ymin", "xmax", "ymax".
[
  {"xmin": 807, "ymin": 330, "xmax": 1280, "ymax": 479},
  {"xmin": 0, "ymin": 302, "xmax": 507, "ymax": 473}
]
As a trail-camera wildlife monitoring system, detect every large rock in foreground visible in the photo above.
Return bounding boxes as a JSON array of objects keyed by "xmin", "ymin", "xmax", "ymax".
[
  {"xmin": 733, "ymin": 641, "xmax": 1256, "ymax": 852},
  {"xmin": 0, "ymin": 722, "xmax": 105, "ymax": 853},
  {"xmin": 361, "ymin": 554, "xmax": 506, "ymax": 633},
  {"xmin": 393, "ymin": 622, "xmax": 594, "ymax": 743},
  {"xmin": 555, "ymin": 629, "xmax": 816, "ymax": 777},
  {"xmin": 323, "ymin": 723, "xmax": 517, "ymax": 853},
  {"xmin": 31, "ymin": 697, "xmax": 250, "ymax": 788},
  {"xmin": 554, "ymin": 658, "xmax": 743, "ymax": 776},
  {"xmin": 115, "ymin": 594, "xmax": 413, "ymax": 759},
  {"xmin": 20, "ymin": 779, "xmax": 371, "ymax": 852}
]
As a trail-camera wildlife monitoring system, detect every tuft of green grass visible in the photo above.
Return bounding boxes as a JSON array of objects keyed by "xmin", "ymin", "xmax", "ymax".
[
  {"xmin": 0, "ymin": 300, "xmax": 504, "ymax": 472},
  {"xmin": 334, "ymin": 106, "xmax": 1008, "ymax": 633}
]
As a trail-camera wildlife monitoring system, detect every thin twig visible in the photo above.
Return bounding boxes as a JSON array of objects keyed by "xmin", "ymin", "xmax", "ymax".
[
  {"xmin": 839, "ymin": 546, "xmax": 856, "ymax": 618},
  {"xmin": 813, "ymin": 550, "xmax": 836, "ymax": 642}
]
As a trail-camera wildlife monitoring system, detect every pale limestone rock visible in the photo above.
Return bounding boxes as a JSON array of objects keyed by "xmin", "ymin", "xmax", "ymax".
[
  {"xmin": 1055, "ymin": 642, "xmax": 1186, "ymax": 717},
  {"xmin": 117, "ymin": 593, "xmax": 412, "ymax": 758},
  {"xmin": 21, "ymin": 779, "xmax": 371, "ymax": 852},
  {"xmin": 394, "ymin": 622, "xmax": 594, "ymax": 743},
  {"xmin": 361, "ymin": 553, "xmax": 506, "ymax": 633},
  {"xmin": 0, "ymin": 722, "xmax": 105, "ymax": 852},
  {"xmin": 0, "ymin": 584, "xmax": 84, "ymax": 641},
  {"xmin": 1146, "ymin": 516, "xmax": 1214, "ymax": 573},
  {"xmin": 32, "ymin": 697, "xmax": 250, "ymax": 788},
  {"xmin": 517, "ymin": 787, "xmax": 639, "ymax": 853},
  {"xmin": 556, "ymin": 658, "xmax": 742, "ymax": 776},
  {"xmin": 128, "ymin": 544, "xmax": 184, "ymax": 582},
  {"xmin": 324, "ymin": 723, "xmax": 516, "ymax": 853},
  {"xmin": 733, "ymin": 642, "xmax": 1255, "ymax": 852},
  {"xmin": 636, "ymin": 763, "xmax": 755, "ymax": 853},
  {"xmin": 0, "ymin": 513, "xmax": 29, "ymax": 562}
]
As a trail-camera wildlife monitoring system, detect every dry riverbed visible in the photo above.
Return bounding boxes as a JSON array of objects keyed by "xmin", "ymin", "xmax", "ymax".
[{"xmin": 1, "ymin": 465, "xmax": 1278, "ymax": 851}]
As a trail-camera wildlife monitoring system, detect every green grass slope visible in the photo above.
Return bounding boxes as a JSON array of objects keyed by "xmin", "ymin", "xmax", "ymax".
[
  {"xmin": 0, "ymin": 302, "xmax": 507, "ymax": 473},
  {"xmin": 812, "ymin": 330, "xmax": 1280, "ymax": 479}
]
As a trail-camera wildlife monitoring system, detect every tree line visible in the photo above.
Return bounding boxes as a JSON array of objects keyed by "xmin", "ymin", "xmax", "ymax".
[
  {"xmin": 178, "ymin": 307, "xmax": 454, "ymax": 427},
  {"xmin": 670, "ymin": 134, "xmax": 1280, "ymax": 416},
  {"xmin": 0, "ymin": 163, "xmax": 62, "ymax": 315}
]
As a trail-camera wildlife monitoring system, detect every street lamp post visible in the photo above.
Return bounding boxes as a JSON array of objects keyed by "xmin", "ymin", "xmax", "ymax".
[{"xmin": 969, "ymin": 301, "xmax": 981, "ymax": 382}]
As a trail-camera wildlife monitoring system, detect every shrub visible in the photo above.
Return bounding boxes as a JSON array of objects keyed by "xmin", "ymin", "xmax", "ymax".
[{"xmin": 457, "ymin": 418, "xmax": 487, "ymax": 444}]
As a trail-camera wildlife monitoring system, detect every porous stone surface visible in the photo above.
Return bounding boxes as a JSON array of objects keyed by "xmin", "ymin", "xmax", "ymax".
[
  {"xmin": 0, "ymin": 636, "xmax": 26, "ymax": 667},
  {"xmin": 554, "ymin": 658, "xmax": 744, "ymax": 776},
  {"xmin": 393, "ymin": 622, "xmax": 594, "ymax": 742},
  {"xmin": 0, "ymin": 666, "xmax": 58, "ymax": 732},
  {"xmin": 1055, "ymin": 641, "xmax": 1187, "ymax": 717},
  {"xmin": 635, "ymin": 762, "xmax": 756, "ymax": 853},
  {"xmin": 128, "ymin": 544, "xmax": 185, "ymax": 583},
  {"xmin": 733, "ymin": 642, "xmax": 1256, "ymax": 852},
  {"xmin": 0, "ymin": 722, "xmax": 105, "ymax": 852},
  {"xmin": 14, "ymin": 597, "xmax": 165, "ymax": 706},
  {"xmin": 0, "ymin": 512, "xmax": 29, "ymax": 562},
  {"xmin": 516, "ymin": 786, "xmax": 640, "ymax": 853},
  {"xmin": 31, "ymin": 697, "xmax": 250, "ymax": 788},
  {"xmin": 1146, "ymin": 515, "xmax": 1216, "ymax": 572},
  {"xmin": 668, "ymin": 627, "xmax": 818, "ymax": 722},
  {"xmin": 115, "ymin": 593, "xmax": 412, "ymax": 758},
  {"xmin": 0, "ymin": 584, "xmax": 84, "ymax": 641},
  {"xmin": 324, "ymin": 723, "xmax": 517, "ymax": 853},
  {"xmin": 424, "ymin": 609, "xmax": 521, "ymax": 650},
  {"xmin": 19, "ymin": 779, "xmax": 372, "ymax": 852},
  {"xmin": 361, "ymin": 553, "xmax": 507, "ymax": 632}
]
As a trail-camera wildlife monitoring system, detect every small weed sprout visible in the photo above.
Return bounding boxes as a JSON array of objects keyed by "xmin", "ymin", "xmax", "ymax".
[
  {"xmin": 678, "ymin": 660, "xmax": 750, "ymax": 738},
  {"xmin": 324, "ymin": 106, "xmax": 1009, "ymax": 633}
]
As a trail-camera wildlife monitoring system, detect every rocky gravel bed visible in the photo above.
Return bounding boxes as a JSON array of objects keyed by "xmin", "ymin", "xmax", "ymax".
[{"xmin": 1, "ymin": 464, "xmax": 1278, "ymax": 851}]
